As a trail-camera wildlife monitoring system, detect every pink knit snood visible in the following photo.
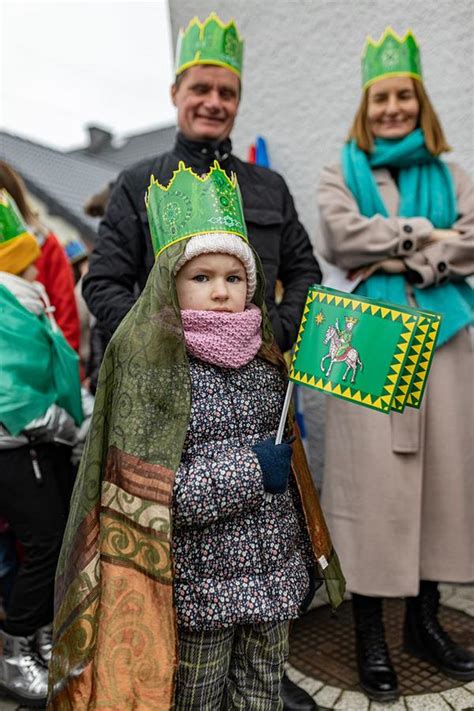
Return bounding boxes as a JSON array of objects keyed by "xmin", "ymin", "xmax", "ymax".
[{"xmin": 181, "ymin": 305, "xmax": 262, "ymax": 368}]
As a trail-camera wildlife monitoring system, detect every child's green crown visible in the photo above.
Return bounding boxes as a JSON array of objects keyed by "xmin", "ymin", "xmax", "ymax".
[
  {"xmin": 145, "ymin": 161, "xmax": 248, "ymax": 258},
  {"xmin": 175, "ymin": 12, "xmax": 244, "ymax": 78},
  {"xmin": 362, "ymin": 27, "xmax": 422, "ymax": 89},
  {"xmin": 0, "ymin": 190, "xmax": 31, "ymax": 244}
]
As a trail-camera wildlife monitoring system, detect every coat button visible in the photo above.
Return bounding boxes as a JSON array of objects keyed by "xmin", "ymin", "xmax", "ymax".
[
  {"xmin": 403, "ymin": 239, "xmax": 413, "ymax": 251},
  {"xmin": 438, "ymin": 261, "xmax": 447, "ymax": 273},
  {"xmin": 403, "ymin": 224, "xmax": 413, "ymax": 233}
]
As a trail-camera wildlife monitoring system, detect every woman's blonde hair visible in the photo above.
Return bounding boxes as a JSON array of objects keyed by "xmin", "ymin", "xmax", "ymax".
[{"xmin": 347, "ymin": 78, "xmax": 451, "ymax": 156}]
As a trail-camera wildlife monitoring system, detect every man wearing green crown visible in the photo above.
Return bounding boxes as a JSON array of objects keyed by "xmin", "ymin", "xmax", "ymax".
[
  {"xmin": 82, "ymin": 12, "xmax": 321, "ymax": 359},
  {"xmin": 81, "ymin": 14, "xmax": 322, "ymax": 709}
]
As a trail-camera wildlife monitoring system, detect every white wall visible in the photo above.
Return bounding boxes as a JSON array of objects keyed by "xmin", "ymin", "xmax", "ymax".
[{"xmin": 169, "ymin": 0, "xmax": 473, "ymax": 242}]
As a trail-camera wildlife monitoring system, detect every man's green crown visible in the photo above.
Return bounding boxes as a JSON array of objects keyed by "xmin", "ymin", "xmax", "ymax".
[
  {"xmin": 0, "ymin": 190, "xmax": 30, "ymax": 245},
  {"xmin": 175, "ymin": 12, "xmax": 244, "ymax": 78},
  {"xmin": 362, "ymin": 27, "xmax": 422, "ymax": 89},
  {"xmin": 146, "ymin": 161, "xmax": 248, "ymax": 258}
]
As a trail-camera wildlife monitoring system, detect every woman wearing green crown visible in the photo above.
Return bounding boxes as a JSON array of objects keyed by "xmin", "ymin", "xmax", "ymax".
[{"xmin": 317, "ymin": 27, "xmax": 474, "ymax": 702}]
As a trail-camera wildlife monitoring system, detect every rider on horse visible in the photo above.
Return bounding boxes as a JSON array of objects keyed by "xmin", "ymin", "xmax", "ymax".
[{"xmin": 334, "ymin": 316, "xmax": 358, "ymax": 359}]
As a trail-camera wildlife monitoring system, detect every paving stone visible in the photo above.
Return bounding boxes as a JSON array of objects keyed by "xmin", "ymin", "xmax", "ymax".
[
  {"xmin": 284, "ymin": 662, "xmax": 306, "ymax": 684},
  {"xmin": 0, "ymin": 697, "xmax": 21, "ymax": 711},
  {"xmin": 405, "ymin": 693, "xmax": 452, "ymax": 710},
  {"xmin": 440, "ymin": 584, "xmax": 458, "ymax": 604},
  {"xmin": 370, "ymin": 700, "xmax": 408, "ymax": 710},
  {"xmin": 289, "ymin": 599, "xmax": 474, "ymax": 695},
  {"xmin": 464, "ymin": 681, "xmax": 474, "ymax": 692},
  {"xmin": 333, "ymin": 689, "xmax": 369, "ymax": 709},
  {"xmin": 296, "ymin": 676, "xmax": 324, "ymax": 696},
  {"xmin": 457, "ymin": 585, "xmax": 474, "ymax": 602},
  {"xmin": 443, "ymin": 595, "xmax": 473, "ymax": 614},
  {"xmin": 461, "ymin": 602, "xmax": 474, "ymax": 618},
  {"xmin": 314, "ymin": 684, "xmax": 343, "ymax": 708},
  {"xmin": 441, "ymin": 687, "xmax": 474, "ymax": 708}
]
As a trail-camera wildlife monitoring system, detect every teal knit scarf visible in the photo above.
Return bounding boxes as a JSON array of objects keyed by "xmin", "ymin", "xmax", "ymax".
[{"xmin": 342, "ymin": 128, "xmax": 472, "ymax": 346}]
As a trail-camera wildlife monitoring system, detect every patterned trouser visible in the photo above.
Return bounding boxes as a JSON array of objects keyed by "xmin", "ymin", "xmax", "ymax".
[{"xmin": 174, "ymin": 621, "xmax": 289, "ymax": 710}]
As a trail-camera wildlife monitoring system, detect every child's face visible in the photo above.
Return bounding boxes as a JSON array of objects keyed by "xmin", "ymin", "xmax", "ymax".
[{"xmin": 176, "ymin": 252, "xmax": 247, "ymax": 313}]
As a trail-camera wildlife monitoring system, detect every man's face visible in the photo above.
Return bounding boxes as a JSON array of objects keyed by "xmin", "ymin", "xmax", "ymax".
[{"xmin": 171, "ymin": 65, "xmax": 240, "ymax": 142}]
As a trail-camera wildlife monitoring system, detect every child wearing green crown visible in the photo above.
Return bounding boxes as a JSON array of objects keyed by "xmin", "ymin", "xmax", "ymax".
[{"xmin": 48, "ymin": 163, "xmax": 344, "ymax": 710}]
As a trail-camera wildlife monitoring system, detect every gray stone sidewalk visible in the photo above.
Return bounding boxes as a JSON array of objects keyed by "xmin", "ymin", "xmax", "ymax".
[
  {"xmin": 286, "ymin": 583, "xmax": 474, "ymax": 711},
  {"xmin": 1, "ymin": 584, "xmax": 473, "ymax": 710}
]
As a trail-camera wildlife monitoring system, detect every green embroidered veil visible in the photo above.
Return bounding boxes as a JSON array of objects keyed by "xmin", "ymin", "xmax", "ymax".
[{"xmin": 49, "ymin": 236, "xmax": 344, "ymax": 710}]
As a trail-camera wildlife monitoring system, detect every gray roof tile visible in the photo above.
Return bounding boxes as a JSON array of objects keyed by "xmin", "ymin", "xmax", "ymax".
[
  {"xmin": 71, "ymin": 124, "xmax": 177, "ymax": 169},
  {"xmin": 0, "ymin": 130, "xmax": 118, "ymax": 239}
]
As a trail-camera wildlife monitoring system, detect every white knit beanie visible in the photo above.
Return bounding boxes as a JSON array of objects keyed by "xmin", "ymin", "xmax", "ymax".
[{"xmin": 174, "ymin": 233, "xmax": 257, "ymax": 303}]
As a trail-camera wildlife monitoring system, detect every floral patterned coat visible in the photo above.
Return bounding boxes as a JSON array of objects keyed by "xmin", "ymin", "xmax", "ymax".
[{"xmin": 172, "ymin": 355, "xmax": 312, "ymax": 630}]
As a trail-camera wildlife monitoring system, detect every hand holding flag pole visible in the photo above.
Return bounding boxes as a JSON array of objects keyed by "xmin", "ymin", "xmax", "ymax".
[{"xmin": 264, "ymin": 381, "xmax": 294, "ymax": 502}]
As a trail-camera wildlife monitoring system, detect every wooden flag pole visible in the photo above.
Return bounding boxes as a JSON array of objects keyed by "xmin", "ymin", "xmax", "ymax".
[{"xmin": 265, "ymin": 381, "xmax": 294, "ymax": 502}]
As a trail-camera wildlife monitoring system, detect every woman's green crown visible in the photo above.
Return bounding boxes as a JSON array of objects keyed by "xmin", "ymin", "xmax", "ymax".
[{"xmin": 362, "ymin": 27, "xmax": 422, "ymax": 89}]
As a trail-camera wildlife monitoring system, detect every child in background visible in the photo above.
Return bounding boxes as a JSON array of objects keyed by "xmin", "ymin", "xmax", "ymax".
[
  {"xmin": 49, "ymin": 164, "xmax": 344, "ymax": 710},
  {"xmin": 0, "ymin": 190, "xmax": 83, "ymax": 708},
  {"xmin": 0, "ymin": 160, "xmax": 80, "ymax": 353}
]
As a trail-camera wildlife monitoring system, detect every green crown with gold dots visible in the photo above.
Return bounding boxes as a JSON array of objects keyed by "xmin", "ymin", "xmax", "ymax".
[
  {"xmin": 175, "ymin": 12, "xmax": 244, "ymax": 78},
  {"xmin": 362, "ymin": 27, "xmax": 422, "ymax": 89},
  {"xmin": 145, "ymin": 161, "xmax": 248, "ymax": 258}
]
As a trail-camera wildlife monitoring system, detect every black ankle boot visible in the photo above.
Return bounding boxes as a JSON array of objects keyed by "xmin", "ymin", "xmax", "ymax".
[
  {"xmin": 352, "ymin": 594, "xmax": 399, "ymax": 702},
  {"xmin": 404, "ymin": 580, "xmax": 474, "ymax": 681},
  {"xmin": 280, "ymin": 673, "xmax": 318, "ymax": 710}
]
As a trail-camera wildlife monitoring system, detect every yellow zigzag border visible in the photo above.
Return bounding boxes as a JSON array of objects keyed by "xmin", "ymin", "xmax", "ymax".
[{"xmin": 289, "ymin": 288, "xmax": 418, "ymax": 413}]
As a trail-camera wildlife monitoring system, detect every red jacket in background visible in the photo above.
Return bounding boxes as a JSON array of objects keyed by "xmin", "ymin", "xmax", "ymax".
[{"xmin": 35, "ymin": 232, "xmax": 80, "ymax": 353}]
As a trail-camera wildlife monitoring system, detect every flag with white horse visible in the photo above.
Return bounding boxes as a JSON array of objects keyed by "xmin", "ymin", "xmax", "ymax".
[{"xmin": 288, "ymin": 286, "xmax": 441, "ymax": 414}]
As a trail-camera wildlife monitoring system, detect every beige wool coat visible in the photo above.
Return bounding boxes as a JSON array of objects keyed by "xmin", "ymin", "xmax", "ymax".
[{"xmin": 317, "ymin": 161, "xmax": 474, "ymax": 597}]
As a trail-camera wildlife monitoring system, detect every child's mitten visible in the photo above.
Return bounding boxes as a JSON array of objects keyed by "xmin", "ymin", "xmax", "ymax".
[{"xmin": 252, "ymin": 438, "xmax": 293, "ymax": 495}]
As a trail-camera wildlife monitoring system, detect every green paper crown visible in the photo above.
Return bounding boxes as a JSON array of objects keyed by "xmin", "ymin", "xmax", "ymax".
[
  {"xmin": 175, "ymin": 12, "xmax": 244, "ymax": 78},
  {"xmin": 362, "ymin": 27, "xmax": 422, "ymax": 89},
  {"xmin": 0, "ymin": 189, "xmax": 31, "ymax": 245},
  {"xmin": 146, "ymin": 161, "xmax": 248, "ymax": 258}
]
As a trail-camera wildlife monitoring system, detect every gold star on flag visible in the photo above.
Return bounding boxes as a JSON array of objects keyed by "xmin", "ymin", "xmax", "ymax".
[{"xmin": 315, "ymin": 310, "xmax": 325, "ymax": 325}]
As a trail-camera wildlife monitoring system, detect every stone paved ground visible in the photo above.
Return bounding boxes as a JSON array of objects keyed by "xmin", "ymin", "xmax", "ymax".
[
  {"xmin": 2, "ymin": 585, "xmax": 473, "ymax": 710},
  {"xmin": 286, "ymin": 584, "xmax": 474, "ymax": 711}
]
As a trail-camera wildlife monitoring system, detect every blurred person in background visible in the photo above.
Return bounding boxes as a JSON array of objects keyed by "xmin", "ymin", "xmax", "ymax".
[
  {"xmin": 0, "ymin": 160, "xmax": 80, "ymax": 353},
  {"xmin": 0, "ymin": 190, "xmax": 83, "ymax": 708},
  {"xmin": 0, "ymin": 522, "xmax": 18, "ymax": 616},
  {"xmin": 316, "ymin": 27, "xmax": 474, "ymax": 702}
]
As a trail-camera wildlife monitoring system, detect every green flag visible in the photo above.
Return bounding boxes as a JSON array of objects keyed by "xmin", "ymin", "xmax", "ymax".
[
  {"xmin": 390, "ymin": 310, "xmax": 441, "ymax": 412},
  {"xmin": 289, "ymin": 286, "xmax": 441, "ymax": 414},
  {"xmin": 406, "ymin": 314, "xmax": 441, "ymax": 408}
]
